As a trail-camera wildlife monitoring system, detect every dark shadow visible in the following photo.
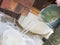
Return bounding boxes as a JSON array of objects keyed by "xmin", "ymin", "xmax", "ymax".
[{"xmin": 0, "ymin": 8, "xmax": 21, "ymax": 20}]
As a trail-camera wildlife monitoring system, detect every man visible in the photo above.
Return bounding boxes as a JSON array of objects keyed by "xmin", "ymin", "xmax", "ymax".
[{"xmin": 43, "ymin": 0, "xmax": 60, "ymax": 45}]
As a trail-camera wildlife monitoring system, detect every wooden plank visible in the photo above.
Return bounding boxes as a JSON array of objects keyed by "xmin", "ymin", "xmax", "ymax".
[
  {"xmin": 30, "ymin": 7, "xmax": 40, "ymax": 16},
  {"xmin": 14, "ymin": 0, "xmax": 35, "ymax": 8},
  {"xmin": 1, "ymin": 0, "xmax": 34, "ymax": 15},
  {"xmin": 20, "ymin": 7, "xmax": 29, "ymax": 16},
  {"xmin": 8, "ymin": 1, "xmax": 18, "ymax": 12},
  {"xmin": 1, "ymin": 0, "xmax": 12, "ymax": 9},
  {"xmin": 15, "ymin": 3, "xmax": 23, "ymax": 14}
]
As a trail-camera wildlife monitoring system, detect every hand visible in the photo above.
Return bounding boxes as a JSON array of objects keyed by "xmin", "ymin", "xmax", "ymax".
[{"xmin": 56, "ymin": 0, "xmax": 60, "ymax": 6}]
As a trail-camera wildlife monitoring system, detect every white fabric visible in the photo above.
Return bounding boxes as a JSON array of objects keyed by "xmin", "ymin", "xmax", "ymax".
[
  {"xmin": 0, "ymin": 22, "xmax": 35, "ymax": 45},
  {"xmin": 0, "ymin": 22, "xmax": 25, "ymax": 45},
  {"xmin": 18, "ymin": 12, "xmax": 54, "ymax": 39},
  {"xmin": 0, "ymin": 13, "xmax": 35, "ymax": 45},
  {"xmin": 2, "ymin": 29, "xmax": 26, "ymax": 45}
]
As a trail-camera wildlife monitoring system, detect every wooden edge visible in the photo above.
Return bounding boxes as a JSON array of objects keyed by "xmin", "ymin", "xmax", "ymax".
[{"xmin": 30, "ymin": 7, "xmax": 40, "ymax": 16}]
